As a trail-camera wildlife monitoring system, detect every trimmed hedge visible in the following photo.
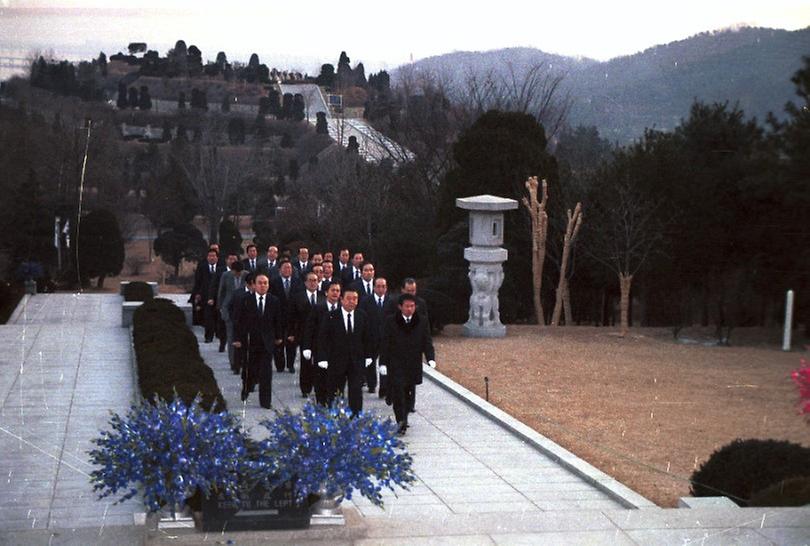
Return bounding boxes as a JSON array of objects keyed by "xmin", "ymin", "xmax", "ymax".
[
  {"xmin": 123, "ymin": 281, "xmax": 154, "ymax": 302},
  {"xmin": 133, "ymin": 298, "xmax": 226, "ymax": 411},
  {"xmin": 691, "ymin": 438, "xmax": 810, "ymax": 506}
]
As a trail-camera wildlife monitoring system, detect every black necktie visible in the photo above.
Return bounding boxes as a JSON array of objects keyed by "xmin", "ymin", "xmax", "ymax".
[
  {"xmin": 378, "ymin": 297, "xmax": 383, "ymax": 310},
  {"xmin": 284, "ymin": 278, "xmax": 290, "ymax": 295},
  {"xmin": 347, "ymin": 312, "xmax": 352, "ymax": 334},
  {"xmin": 330, "ymin": 304, "xmax": 336, "ymax": 312},
  {"xmin": 366, "ymin": 283, "xmax": 371, "ymax": 296},
  {"xmin": 251, "ymin": 259, "xmax": 255, "ymax": 270},
  {"xmin": 310, "ymin": 293, "xmax": 316, "ymax": 306},
  {"xmin": 258, "ymin": 295, "xmax": 264, "ymax": 315},
  {"xmin": 210, "ymin": 265, "xmax": 214, "ymax": 274},
  {"xmin": 354, "ymin": 269, "xmax": 359, "ymax": 280}
]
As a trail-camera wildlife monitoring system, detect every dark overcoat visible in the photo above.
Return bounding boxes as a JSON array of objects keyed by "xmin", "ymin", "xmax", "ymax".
[{"xmin": 379, "ymin": 312, "xmax": 435, "ymax": 386}]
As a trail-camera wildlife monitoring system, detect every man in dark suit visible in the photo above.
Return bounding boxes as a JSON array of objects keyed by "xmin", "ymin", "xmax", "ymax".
[
  {"xmin": 233, "ymin": 273, "xmax": 283, "ymax": 408},
  {"xmin": 293, "ymin": 247, "xmax": 311, "ymax": 280},
  {"xmin": 258, "ymin": 245, "xmax": 280, "ymax": 279},
  {"xmin": 311, "ymin": 263, "xmax": 324, "ymax": 289},
  {"xmin": 320, "ymin": 261, "xmax": 337, "ymax": 294},
  {"xmin": 229, "ymin": 272, "xmax": 256, "ymax": 375},
  {"xmin": 288, "ymin": 272, "xmax": 326, "ymax": 398},
  {"xmin": 351, "ymin": 262, "xmax": 376, "ymax": 304},
  {"xmin": 302, "ymin": 280, "xmax": 342, "ymax": 406},
  {"xmin": 399, "ymin": 277, "xmax": 430, "ymax": 412},
  {"xmin": 215, "ymin": 253, "xmax": 240, "ymax": 352},
  {"xmin": 191, "ymin": 248, "xmax": 224, "ymax": 342},
  {"xmin": 316, "ymin": 288, "xmax": 373, "ymax": 414},
  {"xmin": 379, "ymin": 294, "xmax": 436, "ymax": 435},
  {"xmin": 218, "ymin": 257, "xmax": 244, "ymax": 368},
  {"xmin": 335, "ymin": 248, "xmax": 351, "ymax": 278},
  {"xmin": 341, "ymin": 251, "xmax": 364, "ymax": 286},
  {"xmin": 360, "ymin": 276, "xmax": 396, "ymax": 395},
  {"xmin": 270, "ymin": 260, "xmax": 303, "ymax": 373},
  {"xmin": 242, "ymin": 244, "xmax": 260, "ymax": 274}
]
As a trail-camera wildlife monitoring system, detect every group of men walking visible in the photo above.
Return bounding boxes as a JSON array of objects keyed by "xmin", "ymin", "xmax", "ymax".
[{"xmin": 191, "ymin": 243, "xmax": 436, "ymax": 434}]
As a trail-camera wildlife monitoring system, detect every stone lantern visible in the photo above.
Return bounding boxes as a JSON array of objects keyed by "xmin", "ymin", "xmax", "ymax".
[{"xmin": 456, "ymin": 194, "xmax": 518, "ymax": 338}]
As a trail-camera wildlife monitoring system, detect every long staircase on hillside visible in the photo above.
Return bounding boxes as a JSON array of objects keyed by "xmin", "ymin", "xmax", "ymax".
[{"xmin": 279, "ymin": 83, "xmax": 413, "ymax": 165}]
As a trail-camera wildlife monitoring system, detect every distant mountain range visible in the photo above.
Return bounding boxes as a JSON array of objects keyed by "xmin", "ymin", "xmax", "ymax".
[{"xmin": 394, "ymin": 26, "xmax": 810, "ymax": 143}]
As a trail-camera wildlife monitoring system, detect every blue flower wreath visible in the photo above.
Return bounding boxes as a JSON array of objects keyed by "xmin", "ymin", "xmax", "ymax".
[
  {"xmin": 88, "ymin": 394, "xmax": 261, "ymax": 512},
  {"xmin": 258, "ymin": 398, "xmax": 415, "ymax": 506}
]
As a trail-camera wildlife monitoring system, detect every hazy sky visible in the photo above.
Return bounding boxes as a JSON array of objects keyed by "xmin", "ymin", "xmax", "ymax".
[{"xmin": 2, "ymin": 0, "xmax": 809, "ymax": 71}]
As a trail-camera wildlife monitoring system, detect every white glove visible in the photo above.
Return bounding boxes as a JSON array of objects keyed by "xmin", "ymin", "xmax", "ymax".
[
  {"xmin": 317, "ymin": 361, "xmax": 328, "ymax": 370},
  {"xmin": 378, "ymin": 365, "xmax": 387, "ymax": 376},
  {"xmin": 365, "ymin": 358, "xmax": 373, "ymax": 367},
  {"xmin": 302, "ymin": 349, "xmax": 312, "ymax": 360},
  {"xmin": 428, "ymin": 360, "xmax": 436, "ymax": 368}
]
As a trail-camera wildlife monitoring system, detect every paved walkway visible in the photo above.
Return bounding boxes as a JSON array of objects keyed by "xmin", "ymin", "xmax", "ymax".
[
  {"xmin": 0, "ymin": 294, "xmax": 143, "ymax": 544},
  {"xmin": 1, "ymin": 294, "xmax": 808, "ymax": 545}
]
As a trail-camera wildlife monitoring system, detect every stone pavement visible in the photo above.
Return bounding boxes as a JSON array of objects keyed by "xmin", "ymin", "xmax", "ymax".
[
  {"xmin": 0, "ymin": 294, "xmax": 143, "ymax": 545},
  {"xmin": 189, "ymin": 304, "xmax": 632, "ymax": 517},
  {"xmin": 1, "ymin": 294, "xmax": 809, "ymax": 545}
]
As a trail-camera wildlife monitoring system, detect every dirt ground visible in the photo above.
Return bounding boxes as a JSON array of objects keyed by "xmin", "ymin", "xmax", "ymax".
[{"xmin": 433, "ymin": 324, "xmax": 810, "ymax": 507}]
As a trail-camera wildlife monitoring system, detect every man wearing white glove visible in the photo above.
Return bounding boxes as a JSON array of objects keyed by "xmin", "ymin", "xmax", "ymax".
[
  {"xmin": 316, "ymin": 288, "xmax": 372, "ymax": 414},
  {"xmin": 290, "ymin": 272, "xmax": 325, "ymax": 398},
  {"xmin": 378, "ymin": 293, "xmax": 436, "ymax": 435},
  {"xmin": 302, "ymin": 280, "xmax": 342, "ymax": 406}
]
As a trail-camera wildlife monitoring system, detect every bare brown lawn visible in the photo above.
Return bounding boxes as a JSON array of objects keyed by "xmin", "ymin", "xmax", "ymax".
[{"xmin": 434, "ymin": 324, "xmax": 810, "ymax": 507}]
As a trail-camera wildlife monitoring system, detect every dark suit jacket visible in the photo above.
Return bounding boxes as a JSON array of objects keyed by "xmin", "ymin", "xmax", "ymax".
[
  {"xmin": 192, "ymin": 262, "xmax": 224, "ymax": 302},
  {"xmin": 350, "ymin": 278, "xmax": 376, "ymax": 304},
  {"xmin": 301, "ymin": 300, "xmax": 340, "ymax": 353},
  {"xmin": 341, "ymin": 265, "xmax": 363, "ymax": 287},
  {"xmin": 360, "ymin": 293, "xmax": 397, "ymax": 357},
  {"xmin": 293, "ymin": 261, "xmax": 312, "ymax": 280},
  {"xmin": 234, "ymin": 292, "xmax": 283, "ymax": 352},
  {"xmin": 270, "ymin": 275, "xmax": 303, "ymax": 327},
  {"xmin": 242, "ymin": 257, "xmax": 261, "ymax": 274},
  {"xmin": 230, "ymin": 287, "xmax": 252, "ymax": 326},
  {"xmin": 288, "ymin": 290, "xmax": 325, "ymax": 341},
  {"xmin": 257, "ymin": 258, "xmax": 280, "ymax": 279},
  {"xmin": 316, "ymin": 307, "xmax": 372, "ymax": 378},
  {"xmin": 379, "ymin": 312, "xmax": 434, "ymax": 386}
]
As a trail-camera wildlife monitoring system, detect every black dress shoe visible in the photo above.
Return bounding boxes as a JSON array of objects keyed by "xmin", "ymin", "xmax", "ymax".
[
  {"xmin": 240, "ymin": 391, "xmax": 248, "ymax": 402},
  {"xmin": 288, "ymin": 368, "xmax": 295, "ymax": 373},
  {"xmin": 397, "ymin": 422, "xmax": 407, "ymax": 436}
]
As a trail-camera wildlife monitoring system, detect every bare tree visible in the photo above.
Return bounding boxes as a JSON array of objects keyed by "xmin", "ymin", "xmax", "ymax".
[
  {"xmin": 522, "ymin": 176, "xmax": 549, "ymax": 326},
  {"xmin": 551, "ymin": 202, "xmax": 583, "ymax": 326},
  {"xmin": 172, "ymin": 118, "xmax": 267, "ymax": 242},
  {"xmin": 585, "ymin": 179, "xmax": 665, "ymax": 336},
  {"xmin": 375, "ymin": 67, "xmax": 461, "ymax": 209},
  {"xmin": 455, "ymin": 62, "xmax": 572, "ymax": 140},
  {"xmin": 282, "ymin": 147, "xmax": 392, "ymax": 253}
]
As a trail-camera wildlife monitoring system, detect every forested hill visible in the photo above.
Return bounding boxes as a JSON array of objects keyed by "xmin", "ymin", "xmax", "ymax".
[{"xmin": 396, "ymin": 26, "xmax": 810, "ymax": 142}]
